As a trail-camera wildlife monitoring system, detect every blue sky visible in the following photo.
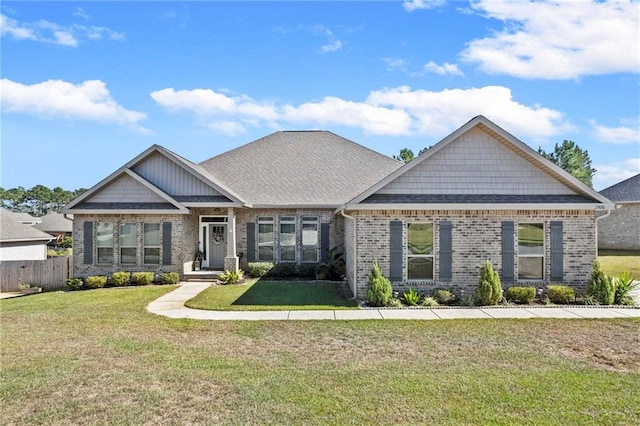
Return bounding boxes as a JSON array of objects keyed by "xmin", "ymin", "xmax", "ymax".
[{"xmin": 1, "ymin": 0, "xmax": 639, "ymax": 192}]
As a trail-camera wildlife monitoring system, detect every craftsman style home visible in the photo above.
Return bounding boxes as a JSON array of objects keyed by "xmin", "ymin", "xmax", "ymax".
[{"xmin": 63, "ymin": 116, "xmax": 614, "ymax": 298}]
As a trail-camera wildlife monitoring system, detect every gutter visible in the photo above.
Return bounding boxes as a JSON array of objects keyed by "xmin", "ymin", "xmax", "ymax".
[
  {"xmin": 594, "ymin": 204, "xmax": 615, "ymax": 253},
  {"xmin": 340, "ymin": 209, "xmax": 358, "ymax": 300}
]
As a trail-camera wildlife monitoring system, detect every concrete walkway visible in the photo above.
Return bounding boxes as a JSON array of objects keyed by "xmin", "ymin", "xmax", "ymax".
[{"xmin": 147, "ymin": 282, "xmax": 640, "ymax": 321}]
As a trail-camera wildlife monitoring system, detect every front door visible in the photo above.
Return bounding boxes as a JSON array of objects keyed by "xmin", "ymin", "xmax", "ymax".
[{"xmin": 207, "ymin": 224, "xmax": 227, "ymax": 269}]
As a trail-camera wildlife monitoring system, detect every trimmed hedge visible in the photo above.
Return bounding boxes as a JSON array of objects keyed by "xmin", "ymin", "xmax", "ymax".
[
  {"xmin": 161, "ymin": 272, "xmax": 180, "ymax": 285},
  {"xmin": 85, "ymin": 276, "xmax": 107, "ymax": 289},
  {"xmin": 132, "ymin": 272, "xmax": 154, "ymax": 286},
  {"xmin": 111, "ymin": 271, "xmax": 131, "ymax": 287},
  {"xmin": 547, "ymin": 285, "xmax": 575, "ymax": 304},
  {"xmin": 505, "ymin": 286, "xmax": 536, "ymax": 304},
  {"xmin": 246, "ymin": 262, "xmax": 274, "ymax": 278}
]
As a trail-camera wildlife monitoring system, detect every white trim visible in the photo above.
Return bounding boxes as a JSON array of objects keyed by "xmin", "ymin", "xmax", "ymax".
[
  {"xmin": 517, "ymin": 222, "xmax": 545, "ymax": 281},
  {"xmin": 406, "ymin": 222, "xmax": 434, "ymax": 281},
  {"xmin": 182, "ymin": 202, "xmax": 244, "ymax": 208},
  {"xmin": 252, "ymin": 204, "xmax": 340, "ymax": 209},
  {"xmin": 66, "ymin": 209, "xmax": 188, "ymax": 215}
]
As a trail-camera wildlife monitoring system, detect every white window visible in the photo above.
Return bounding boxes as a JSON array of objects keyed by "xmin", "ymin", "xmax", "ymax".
[
  {"xmin": 518, "ymin": 223, "xmax": 544, "ymax": 280},
  {"xmin": 96, "ymin": 223, "xmax": 113, "ymax": 264},
  {"xmin": 258, "ymin": 217, "xmax": 274, "ymax": 261},
  {"xmin": 119, "ymin": 223, "xmax": 137, "ymax": 265},
  {"xmin": 302, "ymin": 216, "xmax": 319, "ymax": 262},
  {"xmin": 143, "ymin": 223, "xmax": 160, "ymax": 265},
  {"xmin": 407, "ymin": 223, "xmax": 434, "ymax": 280},
  {"xmin": 279, "ymin": 216, "xmax": 296, "ymax": 262}
]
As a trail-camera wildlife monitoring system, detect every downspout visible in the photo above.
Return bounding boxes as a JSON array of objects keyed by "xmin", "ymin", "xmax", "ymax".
[
  {"xmin": 340, "ymin": 209, "xmax": 357, "ymax": 300},
  {"xmin": 594, "ymin": 205, "xmax": 615, "ymax": 253}
]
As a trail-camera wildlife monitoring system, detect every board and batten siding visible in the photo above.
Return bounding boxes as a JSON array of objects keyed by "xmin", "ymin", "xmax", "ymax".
[
  {"xmin": 132, "ymin": 151, "xmax": 222, "ymax": 196},
  {"xmin": 87, "ymin": 174, "xmax": 168, "ymax": 203},
  {"xmin": 377, "ymin": 127, "xmax": 577, "ymax": 196}
]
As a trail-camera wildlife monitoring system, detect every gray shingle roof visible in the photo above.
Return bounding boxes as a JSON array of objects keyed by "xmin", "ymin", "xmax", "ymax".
[
  {"xmin": 362, "ymin": 194, "xmax": 598, "ymax": 204},
  {"xmin": 1, "ymin": 209, "xmax": 40, "ymax": 224},
  {"xmin": 33, "ymin": 213, "xmax": 73, "ymax": 233},
  {"xmin": 0, "ymin": 210, "xmax": 53, "ymax": 242},
  {"xmin": 199, "ymin": 131, "xmax": 402, "ymax": 206},
  {"xmin": 599, "ymin": 174, "xmax": 640, "ymax": 202}
]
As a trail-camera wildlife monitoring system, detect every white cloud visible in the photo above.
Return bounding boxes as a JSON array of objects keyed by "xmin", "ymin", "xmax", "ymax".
[
  {"xmin": 151, "ymin": 85, "xmax": 568, "ymax": 142},
  {"xmin": 461, "ymin": 0, "xmax": 640, "ymax": 79},
  {"xmin": 0, "ymin": 79, "xmax": 149, "ymax": 133},
  {"xmin": 594, "ymin": 158, "xmax": 640, "ymax": 190},
  {"xmin": 297, "ymin": 24, "xmax": 344, "ymax": 53},
  {"xmin": 403, "ymin": 0, "xmax": 447, "ymax": 12},
  {"xmin": 321, "ymin": 38, "xmax": 342, "ymax": 53},
  {"xmin": 382, "ymin": 57, "xmax": 408, "ymax": 72},
  {"xmin": 0, "ymin": 13, "xmax": 124, "ymax": 46},
  {"xmin": 73, "ymin": 8, "xmax": 90, "ymax": 20},
  {"xmin": 423, "ymin": 61, "xmax": 463, "ymax": 76},
  {"xmin": 591, "ymin": 118, "xmax": 640, "ymax": 144},
  {"xmin": 366, "ymin": 85, "xmax": 566, "ymax": 140}
]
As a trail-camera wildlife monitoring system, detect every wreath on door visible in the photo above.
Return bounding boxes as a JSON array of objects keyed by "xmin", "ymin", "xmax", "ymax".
[{"xmin": 213, "ymin": 232, "xmax": 224, "ymax": 244}]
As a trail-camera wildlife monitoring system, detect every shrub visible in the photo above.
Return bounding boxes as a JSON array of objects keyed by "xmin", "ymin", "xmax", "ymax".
[
  {"xmin": 547, "ymin": 285, "xmax": 575, "ymax": 304},
  {"xmin": 111, "ymin": 271, "xmax": 131, "ymax": 287},
  {"xmin": 402, "ymin": 288, "xmax": 421, "ymax": 306},
  {"xmin": 161, "ymin": 272, "xmax": 180, "ymax": 285},
  {"xmin": 505, "ymin": 286, "xmax": 536, "ymax": 304},
  {"xmin": 366, "ymin": 260, "xmax": 392, "ymax": 307},
  {"xmin": 65, "ymin": 277, "xmax": 84, "ymax": 291},
  {"xmin": 85, "ymin": 275, "xmax": 107, "ymax": 289},
  {"xmin": 587, "ymin": 260, "xmax": 615, "ymax": 305},
  {"xmin": 421, "ymin": 296, "xmax": 439, "ymax": 307},
  {"xmin": 246, "ymin": 262, "xmax": 274, "ymax": 278},
  {"xmin": 219, "ymin": 269, "xmax": 244, "ymax": 285},
  {"xmin": 432, "ymin": 288, "xmax": 456, "ymax": 305},
  {"xmin": 613, "ymin": 271, "xmax": 637, "ymax": 305},
  {"xmin": 387, "ymin": 298, "xmax": 403, "ymax": 308},
  {"xmin": 475, "ymin": 261, "xmax": 502, "ymax": 306},
  {"xmin": 132, "ymin": 272, "xmax": 154, "ymax": 286},
  {"xmin": 266, "ymin": 263, "xmax": 297, "ymax": 278},
  {"xmin": 458, "ymin": 295, "xmax": 476, "ymax": 307},
  {"xmin": 296, "ymin": 264, "xmax": 317, "ymax": 279}
]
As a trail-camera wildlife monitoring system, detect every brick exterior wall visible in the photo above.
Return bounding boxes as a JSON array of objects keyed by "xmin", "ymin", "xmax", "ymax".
[
  {"xmin": 350, "ymin": 209, "xmax": 597, "ymax": 299},
  {"xmin": 597, "ymin": 204, "xmax": 640, "ymax": 250},
  {"xmin": 72, "ymin": 208, "xmax": 346, "ymax": 278}
]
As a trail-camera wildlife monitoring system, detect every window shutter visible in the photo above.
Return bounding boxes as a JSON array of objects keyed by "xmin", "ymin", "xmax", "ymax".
[
  {"xmin": 246, "ymin": 222, "xmax": 256, "ymax": 262},
  {"xmin": 83, "ymin": 221, "xmax": 93, "ymax": 265},
  {"xmin": 439, "ymin": 221, "xmax": 452, "ymax": 281},
  {"xmin": 389, "ymin": 220, "xmax": 403, "ymax": 281},
  {"xmin": 320, "ymin": 223, "xmax": 330, "ymax": 263},
  {"xmin": 162, "ymin": 222, "xmax": 172, "ymax": 265},
  {"xmin": 501, "ymin": 221, "xmax": 515, "ymax": 281},
  {"xmin": 550, "ymin": 221, "xmax": 563, "ymax": 281}
]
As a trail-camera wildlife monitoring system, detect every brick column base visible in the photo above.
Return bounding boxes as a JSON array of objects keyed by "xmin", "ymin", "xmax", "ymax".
[{"xmin": 224, "ymin": 256, "xmax": 239, "ymax": 272}]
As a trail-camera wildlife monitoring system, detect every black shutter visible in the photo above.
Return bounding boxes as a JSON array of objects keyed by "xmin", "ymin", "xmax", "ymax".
[
  {"xmin": 320, "ymin": 223, "xmax": 330, "ymax": 263},
  {"xmin": 389, "ymin": 220, "xmax": 403, "ymax": 281},
  {"xmin": 246, "ymin": 222, "xmax": 256, "ymax": 262},
  {"xmin": 550, "ymin": 221, "xmax": 563, "ymax": 281},
  {"xmin": 83, "ymin": 221, "xmax": 93, "ymax": 265},
  {"xmin": 501, "ymin": 221, "xmax": 515, "ymax": 281},
  {"xmin": 439, "ymin": 221, "xmax": 452, "ymax": 281},
  {"xmin": 162, "ymin": 222, "xmax": 172, "ymax": 265}
]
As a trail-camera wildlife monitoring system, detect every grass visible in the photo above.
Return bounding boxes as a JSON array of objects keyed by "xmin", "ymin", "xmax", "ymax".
[
  {"xmin": 1, "ymin": 286, "xmax": 639, "ymax": 425},
  {"xmin": 185, "ymin": 279, "xmax": 358, "ymax": 310},
  {"xmin": 598, "ymin": 249, "xmax": 640, "ymax": 277}
]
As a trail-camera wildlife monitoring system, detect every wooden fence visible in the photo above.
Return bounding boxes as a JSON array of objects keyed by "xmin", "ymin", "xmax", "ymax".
[{"xmin": 0, "ymin": 257, "xmax": 72, "ymax": 292}]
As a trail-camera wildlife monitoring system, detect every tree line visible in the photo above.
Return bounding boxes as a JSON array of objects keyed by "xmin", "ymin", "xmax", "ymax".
[
  {"xmin": 0, "ymin": 185, "xmax": 87, "ymax": 217},
  {"xmin": 394, "ymin": 140, "xmax": 595, "ymax": 188}
]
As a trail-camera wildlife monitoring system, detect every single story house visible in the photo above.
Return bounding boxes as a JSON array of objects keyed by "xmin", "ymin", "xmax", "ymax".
[
  {"xmin": 0, "ymin": 210, "xmax": 53, "ymax": 261},
  {"xmin": 597, "ymin": 173, "xmax": 640, "ymax": 250},
  {"xmin": 63, "ymin": 116, "xmax": 614, "ymax": 297}
]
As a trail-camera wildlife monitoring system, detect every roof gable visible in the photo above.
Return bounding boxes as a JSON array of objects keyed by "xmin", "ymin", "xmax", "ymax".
[
  {"xmin": 199, "ymin": 131, "xmax": 402, "ymax": 207},
  {"xmin": 346, "ymin": 116, "xmax": 613, "ymax": 209},
  {"xmin": 600, "ymin": 173, "xmax": 640, "ymax": 203}
]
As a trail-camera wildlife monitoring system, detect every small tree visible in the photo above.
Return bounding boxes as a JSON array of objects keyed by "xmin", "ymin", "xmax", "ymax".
[
  {"xmin": 476, "ymin": 261, "xmax": 503, "ymax": 305},
  {"xmin": 587, "ymin": 260, "xmax": 615, "ymax": 305},
  {"xmin": 367, "ymin": 260, "xmax": 392, "ymax": 307}
]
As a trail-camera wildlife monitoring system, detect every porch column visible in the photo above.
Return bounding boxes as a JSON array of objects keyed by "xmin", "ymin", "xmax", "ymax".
[{"xmin": 224, "ymin": 207, "xmax": 239, "ymax": 272}]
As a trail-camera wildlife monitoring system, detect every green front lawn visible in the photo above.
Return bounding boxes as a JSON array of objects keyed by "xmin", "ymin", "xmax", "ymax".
[
  {"xmin": 185, "ymin": 279, "xmax": 358, "ymax": 310},
  {"xmin": 1, "ymin": 287, "xmax": 639, "ymax": 425},
  {"xmin": 598, "ymin": 249, "xmax": 640, "ymax": 277}
]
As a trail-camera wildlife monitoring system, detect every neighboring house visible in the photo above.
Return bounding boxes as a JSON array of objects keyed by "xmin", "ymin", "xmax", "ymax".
[
  {"xmin": 0, "ymin": 209, "xmax": 41, "ymax": 226},
  {"xmin": 0, "ymin": 210, "xmax": 52, "ymax": 261},
  {"xmin": 598, "ymin": 174, "xmax": 640, "ymax": 250},
  {"xmin": 33, "ymin": 212, "xmax": 74, "ymax": 245},
  {"xmin": 63, "ymin": 116, "xmax": 614, "ymax": 297}
]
